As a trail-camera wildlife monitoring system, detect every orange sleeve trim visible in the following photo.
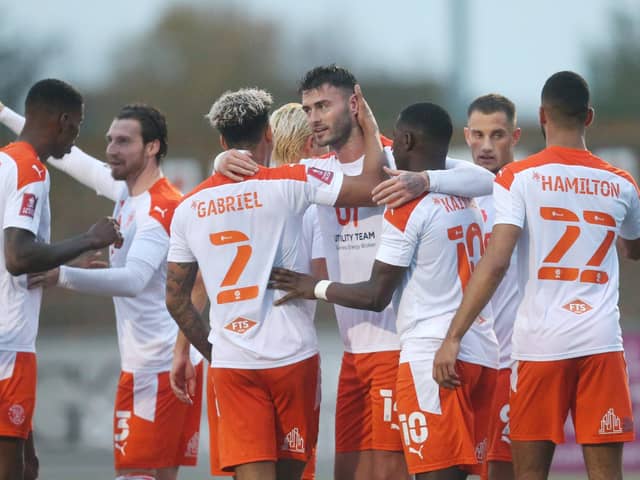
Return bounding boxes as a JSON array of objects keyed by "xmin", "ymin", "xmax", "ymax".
[
  {"xmin": 383, "ymin": 193, "xmax": 426, "ymax": 233},
  {"xmin": 148, "ymin": 178, "xmax": 182, "ymax": 234},
  {"xmin": 1, "ymin": 142, "xmax": 47, "ymax": 190}
]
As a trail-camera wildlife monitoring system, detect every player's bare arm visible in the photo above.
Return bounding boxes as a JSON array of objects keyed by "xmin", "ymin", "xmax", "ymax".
[
  {"xmin": 3, "ymin": 217, "xmax": 121, "ymax": 276},
  {"xmin": 618, "ymin": 237, "xmax": 640, "ymax": 260},
  {"xmin": 333, "ymin": 84, "xmax": 386, "ymax": 207},
  {"xmin": 170, "ymin": 270, "xmax": 207, "ymax": 403},
  {"xmin": 371, "ymin": 167, "xmax": 430, "ymax": 208},
  {"xmin": 166, "ymin": 261, "xmax": 212, "ymax": 361},
  {"xmin": 270, "ymin": 260, "xmax": 404, "ymax": 311},
  {"xmin": 433, "ymin": 223, "xmax": 520, "ymax": 389}
]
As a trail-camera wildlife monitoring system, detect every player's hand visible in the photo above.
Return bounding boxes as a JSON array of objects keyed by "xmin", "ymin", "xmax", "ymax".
[
  {"xmin": 269, "ymin": 267, "xmax": 318, "ymax": 305},
  {"xmin": 214, "ymin": 149, "xmax": 259, "ymax": 181},
  {"xmin": 86, "ymin": 217, "xmax": 122, "ymax": 249},
  {"xmin": 68, "ymin": 250, "xmax": 109, "ymax": 269},
  {"xmin": 371, "ymin": 167, "xmax": 430, "ymax": 208},
  {"xmin": 170, "ymin": 351, "xmax": 196, "ymax": 405},
  {"xmin": 433, "ymin": 337, "xmax": 462, "ymax": 389},
  {"xmin": 354, "ymin": 84, "xmax": 379, "ymax": 137},
  {"xmin": 27, "ymin": 268, "xmax": 59, "ymax": 289}
]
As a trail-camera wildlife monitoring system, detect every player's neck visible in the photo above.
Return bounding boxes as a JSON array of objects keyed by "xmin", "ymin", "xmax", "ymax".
[
  {"xmin": 545, "ymin": 129, "xmax": 588, "ymax": 151},
  {"xmin": 411, "ymin": 152, "xmax": 446, "ymax": 172},
  {"xmin": 334, "ymin": 125, "xmax": 366, "ymax": 164},
  {"xmin": 127, "ymin": 161, "xmax": 163, "ymax": 196},
  {"xmin": 17, "ymin": 130, "xmax": 51, "ymax": 161}
]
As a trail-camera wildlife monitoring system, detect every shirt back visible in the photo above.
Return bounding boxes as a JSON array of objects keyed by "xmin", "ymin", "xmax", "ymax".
[
  {"xmin": 494, "ymin": 146, "xmax": 640, "ymax": 360},
  {"xmin": 168, "ymin": 164, "xmax": 343, "ymax": 368}
]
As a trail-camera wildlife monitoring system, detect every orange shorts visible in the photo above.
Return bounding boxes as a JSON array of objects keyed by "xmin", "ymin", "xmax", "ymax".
[
  {"xmin": 0, "ymin": 351, "xmax": 36, "ymax": 439},
  {"xmin": 335, "ymin": 350, "xmax": 402, "ymax": 453},
  {"xmin": 211, "ymin": 354, "xmax": 320, "ymax": 471},
  {"xmin": 396, "ymin": 359, "xmax": 494, "ymax": 475},
  {"xmin": 207, "ymin": 367, "xmax": 318, "ymax": 478},
  {"xmin": 510, "ymin": 351, "xmax": 635, "ymax": 445},
  {"xmin": 486, "ymin": 368, "xmax": 512, "ymax": 464},
  {"xmin": 113, "ymin": 362, "xmax": 203, "ymax": 470}
]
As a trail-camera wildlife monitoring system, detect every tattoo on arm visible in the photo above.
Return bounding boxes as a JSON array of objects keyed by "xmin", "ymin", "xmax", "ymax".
[{"xmin": 166, "ymin": 261, "xmax": 212, "ymax": 361}]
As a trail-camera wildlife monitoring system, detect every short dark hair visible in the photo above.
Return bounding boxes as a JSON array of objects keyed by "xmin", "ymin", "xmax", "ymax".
[
  {"xmin": 116, "ymin": 104, "xmax": 168, "ymax": 162},
  {"xmin": 398, "ymin": 102, "xmax": 453, "ymax": 147},
  {"xmin": 467, "ymin": 94, "xmax": 516, "ymax": 126},
  {"xmin": 206, "ymin": 88, "xmax": 273, "ymax": 148},
  {"xmin": 25, "ymin": 78, "xmax": 83, "ymax": 115},
  {"xmin": 541, "ymin": 71, "xmax": 590, "ymax": 128},
  {"xmin": 298, "ymin": 64, "xmax": 357, "ymax": 94}
]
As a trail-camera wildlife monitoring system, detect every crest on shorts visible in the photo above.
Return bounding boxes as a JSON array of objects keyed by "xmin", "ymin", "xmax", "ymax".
[
  {"xmin": 224, "ymin": 317, "xmax": 257, "ymax": 334},
  {"xmin": 281, "ymin": 427, "xmax": 305, "ymax": 453},
  {"xmin": 8, "ymin": 404, "xmax": 25, "ymax": 426}
]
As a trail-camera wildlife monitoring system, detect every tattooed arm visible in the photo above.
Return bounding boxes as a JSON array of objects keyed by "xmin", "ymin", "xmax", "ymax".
[{"xmin": 166, "ymin": 261, "xmax": 212, "ymax": 362}]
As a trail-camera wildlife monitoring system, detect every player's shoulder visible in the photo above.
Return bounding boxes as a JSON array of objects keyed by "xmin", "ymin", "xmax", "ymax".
[
  {"xmin": 0, "ymin": 142, "xmax": 47, "ymax": 189},
  {"xmin": 147, "ymin": 178, "xmax": 183, "ymax": 234},
  {"xmin": 383, "ymin": 192, "xmax": 429, "ymax": 233}
]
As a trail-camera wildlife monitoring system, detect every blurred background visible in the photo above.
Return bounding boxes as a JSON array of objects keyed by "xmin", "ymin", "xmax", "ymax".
[{"xmin": 2, "ymin": 0, "xmax": 640, "ymax": 477}]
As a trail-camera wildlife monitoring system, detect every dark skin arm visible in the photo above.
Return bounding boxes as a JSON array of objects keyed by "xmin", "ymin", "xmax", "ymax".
[
  {"xmin": 269, "ymin": 260, "xmax": 405, "ymax": 311},
  {"xmin": 433, "ymin": 224, "xmax": 520, "ymax": 389},
  {"xmin": 618, "ymin": 237, "xmax": 640, "ymax": 260},
  {"xmin": 166, "ymin": 261, "xmax": 212, "ymax": 362},
  {"xmin": 3, "ymin": 217, "xmax": 121, "ymax": 276}
]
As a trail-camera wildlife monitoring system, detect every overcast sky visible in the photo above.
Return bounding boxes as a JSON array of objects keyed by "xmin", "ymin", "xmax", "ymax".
[{"xmin": 4, "ymin": 0, "xmax": 638, "ymax": 118}]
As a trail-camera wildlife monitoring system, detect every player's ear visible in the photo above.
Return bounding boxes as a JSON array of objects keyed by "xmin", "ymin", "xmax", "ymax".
[
  {"xmin": 219, "ymin": 135, "xmax": 228, "ymax": 150},
  {"xmin": 538, "ymin": 106, "xmax": 547, "ymax": 126},
  {"xmin": 405, "ymin": 131, "xmax": 415, "ymax": 152},
  {"xmin": 146, "ymin": 139, "xmax": 160, "ymax": 158},
  {"xmin": 349, "ymin": 92, "xmax": 357, "ymax": 115},
  {"xmin": 512, "ymin": 127, "xmax": 522, "ymax": 146},
  {"xmin": 585, "ymin": 107, "xmax": 595, "ymax": 127},
  {"xmin": 463, "ymin": 127, "xmax": 472, "ymax": 147}
]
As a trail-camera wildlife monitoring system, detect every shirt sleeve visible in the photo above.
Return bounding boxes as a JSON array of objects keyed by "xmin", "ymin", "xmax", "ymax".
[
  {"xmin": 493, "ymin": 174, "xmax": 525, "ymax": 228},
  {"xmin": 619, "ymin": 186, "xmax": 640, "ymax": 240},
  {"xmin": 428, "ymin": 157, "xmax": 495, "ymax": 198},
  {"xmin": 304, "ymin": 165, "xmax": 344, "ymax": 206},
  {"xmin": 375, "ymin": 209, "xmax": 420, "ymax": 268},
  {"xmin": 0, "ymin": 106, "xmax": 26, "ymax": 135},
  {"xmin": 47, "ymin": 147, "xmax": 125, "ymax": 202},
  {"xmin": 57, "ymin": 256, "xmax": 156, "ymax": 297},
  {"xmin": 168, "ymin": 206, "xmax": 196, "ymax": 263},
  {"xmin": 3, "ymin": 176, "xmax": 47, "ymax": 235}
]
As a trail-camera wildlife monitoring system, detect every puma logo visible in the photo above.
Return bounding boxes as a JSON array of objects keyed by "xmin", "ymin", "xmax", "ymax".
[
  {"xmin": 32, "ymin": 164, "xmax": 44, "ymax": 178},
  {"xmin": 153, "ymin": 206, "xmax": 168, "ymax": 218},
  {"xmin": 408, "ymin": 444, "xmax": 424, "ymax": 460}
]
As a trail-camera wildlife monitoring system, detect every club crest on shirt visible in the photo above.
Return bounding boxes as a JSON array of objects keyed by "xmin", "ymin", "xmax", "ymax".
[
  {"xmin": 307, "ymin": 167, "xmax": 334, "ymax": 185},
  {"xmin": 19, "ymin": 193, "xmax": 37, "ymax": 218}
]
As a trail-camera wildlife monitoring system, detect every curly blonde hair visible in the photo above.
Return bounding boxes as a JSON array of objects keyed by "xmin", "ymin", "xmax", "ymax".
[{"xmin": 270, "ymin": 103, "xmax": 312, "ymax": 165}]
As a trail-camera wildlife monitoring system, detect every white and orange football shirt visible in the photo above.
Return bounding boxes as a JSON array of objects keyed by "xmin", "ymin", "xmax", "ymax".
[
  {"xmin": 376, "ymin": 193, "xmax": 498, "ymax": 368},
  {"xmin": 302, "ymin": 141, "xmax": 400, "ymax": 354},
  {"xmin": 0, "ymin": 142, "xmax": 51, "ymax": 353},
  {"xmin": 494, "ymin": 146, "xmax": 640, "ymax": 361},
  {"xmin": 168, "ymin": 164, "xmax": 344, "ymax": 369}
]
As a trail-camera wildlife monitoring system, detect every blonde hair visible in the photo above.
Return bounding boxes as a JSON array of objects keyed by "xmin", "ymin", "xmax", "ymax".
[{"xmin": 270, "ymin": 103, "xmax": 312, "ymax": 165}]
